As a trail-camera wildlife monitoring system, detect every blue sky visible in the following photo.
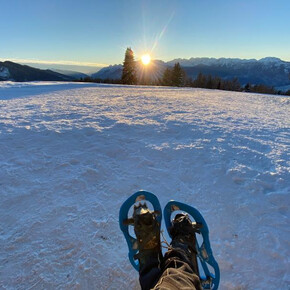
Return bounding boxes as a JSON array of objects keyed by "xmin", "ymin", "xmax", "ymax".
[{"xmin": 1, "ymin": 0, "xmax": 289, "ymax": 72}]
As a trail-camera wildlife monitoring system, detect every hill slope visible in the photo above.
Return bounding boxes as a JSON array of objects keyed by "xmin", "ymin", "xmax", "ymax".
[
  {"xmin": 50, "ymin": 68, "xmax": 89, "ymax": 80},
  {"xmin": 0, "ymin": 61, "xmax": 73, "ymax": 81}
]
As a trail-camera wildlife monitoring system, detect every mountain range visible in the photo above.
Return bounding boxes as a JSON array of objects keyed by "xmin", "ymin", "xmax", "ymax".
[
  {"xmin": 93, "ymin": 57, "xmax": 290, "ymax": 88},
  {"xmin": 1, "ymin": 57, "xmax": 289, "ymax": 88}
]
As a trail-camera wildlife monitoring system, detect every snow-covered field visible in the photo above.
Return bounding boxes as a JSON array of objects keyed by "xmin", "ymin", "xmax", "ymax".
[{"xmin": 0, "ymin": 82, "xmax": 289, "ymax": 289}]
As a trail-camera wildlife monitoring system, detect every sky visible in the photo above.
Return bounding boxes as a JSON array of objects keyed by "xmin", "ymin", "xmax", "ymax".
[{"xmin": 1, "ymin": 0, "xmax": 290, "ymax": 73}]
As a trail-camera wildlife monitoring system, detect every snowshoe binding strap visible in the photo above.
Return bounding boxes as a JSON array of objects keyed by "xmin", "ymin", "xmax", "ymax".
[
  {"xmin": 119, "ymin": 191, "xmax": 162, "ymax": 271},
  {"xmin": 164, "ymin": 201, "xmax": 220, "ymax": 290}
]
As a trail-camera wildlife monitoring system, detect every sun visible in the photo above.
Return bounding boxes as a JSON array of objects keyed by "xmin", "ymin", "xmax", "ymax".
[{"xmin": 141, "ymin": 54, "xmax": 151, "ymax": 65}]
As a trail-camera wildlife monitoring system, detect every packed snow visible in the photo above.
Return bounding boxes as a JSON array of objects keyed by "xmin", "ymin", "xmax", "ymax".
[{"xmin": 0, "ymin": 82, "xmax": 289, "ymax": 289}]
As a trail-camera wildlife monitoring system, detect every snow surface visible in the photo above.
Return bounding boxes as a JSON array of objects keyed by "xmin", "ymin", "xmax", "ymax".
[{"xmin": 0, "ymin": 82, "xmax": 289, "ymax": 289}]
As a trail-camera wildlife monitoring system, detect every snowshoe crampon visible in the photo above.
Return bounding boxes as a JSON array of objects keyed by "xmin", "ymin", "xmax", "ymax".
[
  {"xmin": 119, "ymin": 191, "xmax": 162, "ymax": 271},
  {"xmin": 164, "ymin": 201, "xmax": 220, "ymax": 290}
]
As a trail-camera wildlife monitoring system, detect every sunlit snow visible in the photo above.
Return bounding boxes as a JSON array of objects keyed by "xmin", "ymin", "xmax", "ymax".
[{"xmin": 0, "ymin": 82, "xmax": 289, "ymax": 289}]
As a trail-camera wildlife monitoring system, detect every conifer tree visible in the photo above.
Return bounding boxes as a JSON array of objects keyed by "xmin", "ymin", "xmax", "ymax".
[
  {"xmin": 162, "ymin": 67, "xmax": 173, "ymax": 86},
  {"xmin": 121, "ymin": 47, "xmax": 137, "ymax": 85},
  {"xmin": 232, "ymin": 77, "xmax": 241, "ymax": 91},
  {"xmin": 206, "ymin": 75, "xmax": 213, "ymax": 89},
  {"xmin": 194, "ymin": 72, "xmax": 207, "ymax": 88},
  {"xmin": 171, "ymin": 62, "xmax": 185, "ymax": 87}
]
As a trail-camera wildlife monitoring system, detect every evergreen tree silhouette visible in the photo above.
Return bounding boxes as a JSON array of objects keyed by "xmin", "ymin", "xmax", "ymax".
[
  {"xmin": 121, "ymin": 47, "xmax": 137, "ymax": 85},
  {"xmin": 194, "ymin": 72, "xmax": 207, "ymax": 88},
  {"xmin": 171, "ymin": 62, "xmax": 184, "ymax": 87},
  {"xmin": 162, "ymin": 67, "xmax": 173, "ymax": 86}
]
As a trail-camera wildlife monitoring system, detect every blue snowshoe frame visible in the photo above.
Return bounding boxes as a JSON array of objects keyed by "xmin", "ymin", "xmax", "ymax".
[
  {"xmin": 119, "ymin": 190, "xmax": 162, "ymax": 271},
  {"xmin": 164, "ymin": 200, "xmax": 220, "ymax": 290}
]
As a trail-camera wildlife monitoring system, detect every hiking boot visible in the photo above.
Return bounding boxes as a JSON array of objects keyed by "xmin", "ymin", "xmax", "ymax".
[
  {"xmin": 132, "ymin": 203, "xmax": 162, "ymax": 270},
  {"xmin": 170, "ymin": 213, "xmax": 202, "ymax": 274}
]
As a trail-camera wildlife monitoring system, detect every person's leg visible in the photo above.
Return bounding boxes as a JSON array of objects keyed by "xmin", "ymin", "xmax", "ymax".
[
  {"xmin": 134, "ymin": 206, "xmax": 202, "ymax": 289},
  {"xmin": 138, "ymin": 253, "xmax": 162, "ymax": 290},
  {"xmin": 132, "ymin": 203, "xmax": 163, "ymax": 290},
  {"xmin": 152, "ymin": 214, "xmax": 203, "ymax": 290},
  {"xmin": 152, "ymin": 247, "xmax": 202, "ymax": 290}
]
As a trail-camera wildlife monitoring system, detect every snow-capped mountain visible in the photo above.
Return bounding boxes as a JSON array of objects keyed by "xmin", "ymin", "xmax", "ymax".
[
  {"xmin": 166, "ymin": 57, "xmax": 290, "ymax": 86},
  {"xmin": 92, "ymin": 57, "xmax": 290, "ymax": 87},
  {"xmin": 91, "ymin": 64, "xmax": 123, "ymax": 80},
  {"xmin": 166, "ymin": 57, "xmax": 253, "ymax": 67},
  {"xmin": 167, "ymin": 56, "xmax": 289, "ymax": 70}
]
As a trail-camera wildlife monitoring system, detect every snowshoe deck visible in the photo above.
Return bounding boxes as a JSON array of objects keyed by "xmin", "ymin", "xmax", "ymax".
[{"xmin": 119, "ymin": 191, "xmax": 162, "ymax": 270}]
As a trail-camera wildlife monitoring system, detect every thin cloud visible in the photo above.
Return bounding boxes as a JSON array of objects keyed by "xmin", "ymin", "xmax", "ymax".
[{"xmin": 0, "ymin": 58, "xmax": 107, "ymax": 67}]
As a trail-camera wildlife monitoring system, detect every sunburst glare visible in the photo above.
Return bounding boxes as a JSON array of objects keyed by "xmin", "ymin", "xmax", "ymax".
[{"xmin": 141, "ymin": 54, "xmax": 151, "ymax": 65}]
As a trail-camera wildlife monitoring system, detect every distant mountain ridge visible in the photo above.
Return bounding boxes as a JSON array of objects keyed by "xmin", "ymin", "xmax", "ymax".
[
  {"xmin": 0, "ymin": 61, "xmax": 74, "ymax": 82},
  {"xmin": 1, "ymin": 58, "xmax": 289, "ymax": 88},
  {"xmin": 166, "ymin": 56, "xmax": 287, "ymax": 67},
  {"xmin": 91, "ymin": 64, "xmax": 123, "ymax": 80},
  {"xmin": 51, "ymin": 69, "xmax": 88, "ymax": 79},
  {"xmin": 92, "ymin": 57, "xmax": 290, "ymax": 87}
]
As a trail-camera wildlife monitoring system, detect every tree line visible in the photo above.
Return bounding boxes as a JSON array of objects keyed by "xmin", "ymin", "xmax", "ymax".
[{"xmin": 75, "ymin": 48, "xmax": 290, "ymax": 96}]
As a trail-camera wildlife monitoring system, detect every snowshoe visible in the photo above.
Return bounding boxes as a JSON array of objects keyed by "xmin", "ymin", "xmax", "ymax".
[
  {"xmin": 119, "ymin": 191, "xmax": 162, "ymax": 271},
  {"xmin": 164, "ymin": 200, "xmax": 220, "ymax": 290}
]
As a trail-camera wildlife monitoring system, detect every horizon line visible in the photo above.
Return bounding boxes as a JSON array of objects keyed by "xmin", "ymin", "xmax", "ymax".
[
  {"xmin": 0, "ymin": 58, "xmax": 108, "ymax": 68},
  {"xmin": 0, "ymin": 56, "xmax": 289, "ymax": 69}
]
